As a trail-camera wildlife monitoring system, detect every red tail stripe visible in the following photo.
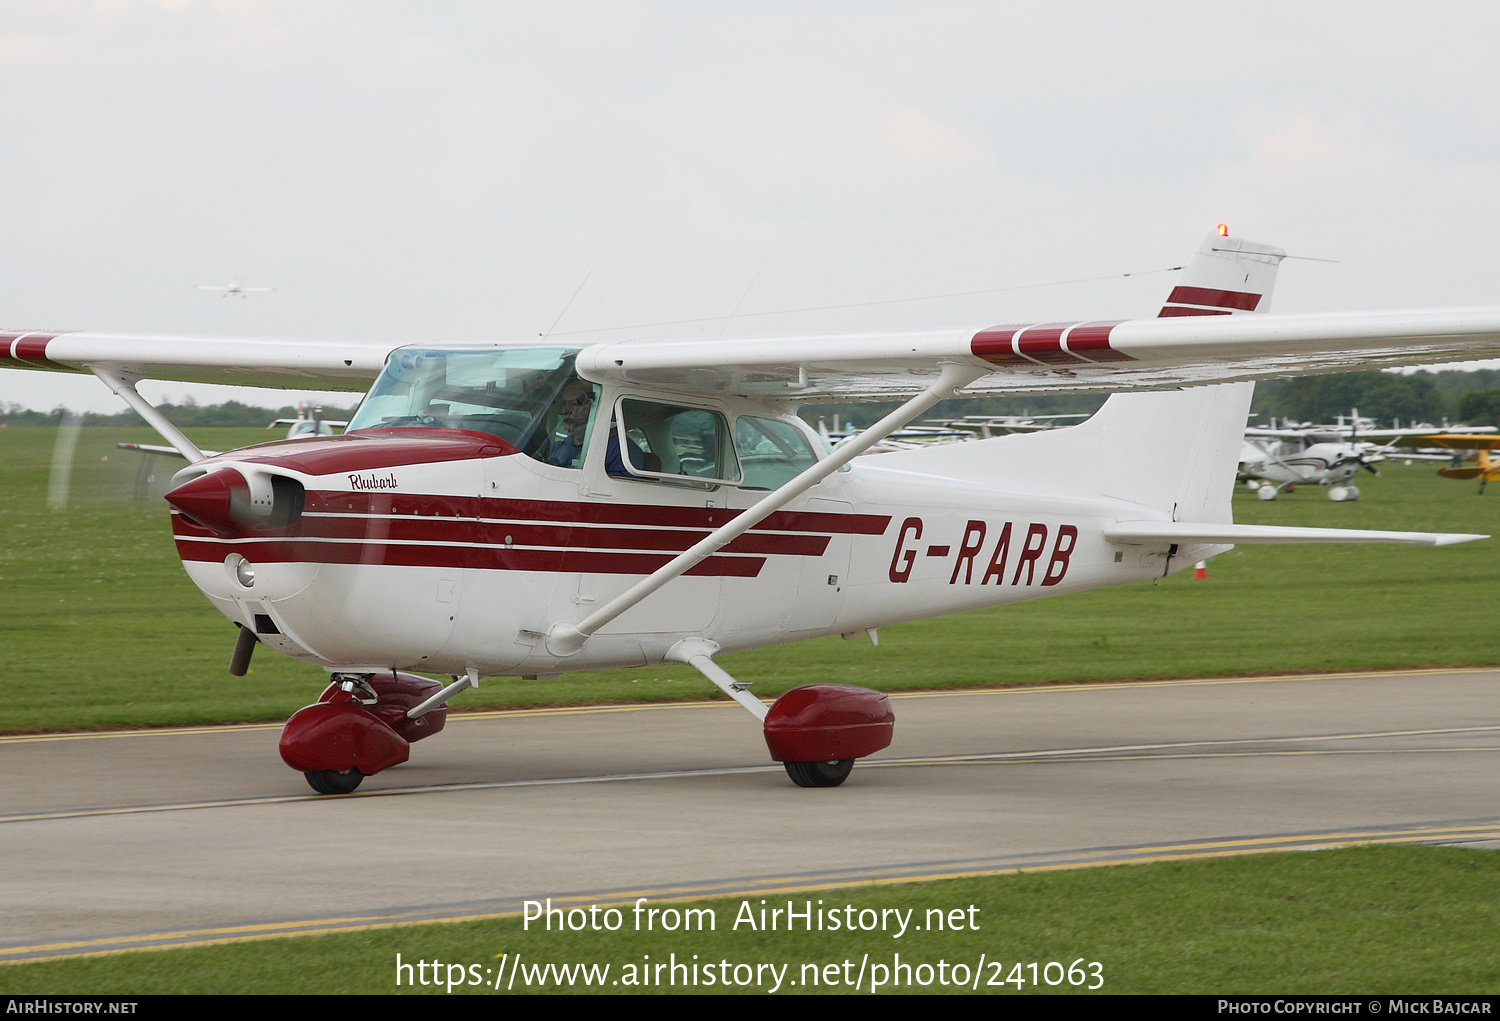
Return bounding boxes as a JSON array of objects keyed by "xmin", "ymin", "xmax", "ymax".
[
  {"xmin": 1157, "ymin": 306, "xmax": 1232, "ymax": 318},
  {"xmin": 1164, "ymin": 285, "xmax": 1261, "ymax": 311}
]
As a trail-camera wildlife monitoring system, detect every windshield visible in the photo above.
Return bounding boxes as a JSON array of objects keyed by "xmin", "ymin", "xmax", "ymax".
[{"xmin": 347, "ymin": 347, "xmax": 584, "ymax": 460}]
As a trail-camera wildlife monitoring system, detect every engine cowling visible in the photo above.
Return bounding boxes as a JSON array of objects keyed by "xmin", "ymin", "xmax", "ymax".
[{"xmin": 164, "ymin": 467, "xmax": 304, "ymax": 534}]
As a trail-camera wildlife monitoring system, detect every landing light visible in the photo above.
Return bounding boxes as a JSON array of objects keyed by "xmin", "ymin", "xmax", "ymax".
[{"xmin": 227, "ymin": 554, "xmax": 256, "ymax": 588}]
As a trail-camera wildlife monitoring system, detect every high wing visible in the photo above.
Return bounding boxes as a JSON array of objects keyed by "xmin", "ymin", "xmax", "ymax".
[
  {"xmin": 9, "ymin": 314, "xmax": 1500, "ymax": 404},
  {"xmin": 573, "ymin": 307, "xmax": 1500, "ymax": 401},
  {"xmin": 1, "ymin": 331, "xmax": 390, "ymax": 390}
]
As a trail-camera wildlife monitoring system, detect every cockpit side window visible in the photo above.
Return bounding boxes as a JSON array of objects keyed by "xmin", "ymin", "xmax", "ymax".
[{"xmin": 611, "ymin": 399, "xmax": 739, "ymax": 484}]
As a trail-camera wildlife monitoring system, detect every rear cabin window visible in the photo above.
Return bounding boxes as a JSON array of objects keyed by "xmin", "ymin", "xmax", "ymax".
[{"xmin": 734, "ymin": 415, "xmax": 818, "ymax": 489}]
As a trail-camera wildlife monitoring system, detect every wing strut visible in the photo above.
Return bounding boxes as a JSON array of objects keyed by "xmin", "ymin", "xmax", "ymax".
[
  {"xmin": 667, "ymin": 638, "xmax": 768, "ymax": 721},
  {"xmin": 90, "ymin": 366, "xmax": 207, "ymax": 463},
  {"xmin": 545, "ymin": 360, "xmax": 988, "ymax": 657}
]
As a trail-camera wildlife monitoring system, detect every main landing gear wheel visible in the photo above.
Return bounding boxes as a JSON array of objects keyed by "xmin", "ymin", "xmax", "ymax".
[
  {"xmin": 304, "ymin": 769, "xmax": 365, "ymax": 795},
  {"xmin": 784, "ymin": 759, "xmax": 854, "ymax": 788}
]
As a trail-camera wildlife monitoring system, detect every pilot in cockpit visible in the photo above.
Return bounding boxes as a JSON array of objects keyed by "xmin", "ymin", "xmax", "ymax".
[
  {"xmin": 544, "ymin": 378, "xmax": 656, "ymax": 475},
  {"xmin": 545, "ymin": 380, "xmax": 594, "ymax": 468}
]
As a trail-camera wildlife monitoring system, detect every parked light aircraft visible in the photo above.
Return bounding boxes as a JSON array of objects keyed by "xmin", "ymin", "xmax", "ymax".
[
  {"xmin": 1239, "ymin": 428, "xmax": 1381, "ymax": 502},
  {"xmin": 1240, "ymin": 415, "xmax": 1496, "ymax": 501},
  {"xmin": 5, "ymin": 228, "xmax": 1499, "ymax": 795},
  {"xmin": 117, "ymin": 402, "xmax": 348, "ymax": 459},
  {"xmin": 1389, "ymin": 434, "xmax": 1500, "ymax": 493}
]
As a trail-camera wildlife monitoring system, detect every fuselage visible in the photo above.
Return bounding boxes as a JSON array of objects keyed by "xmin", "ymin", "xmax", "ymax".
[{"xmin": 167, "ymin": 347, "xmax": 1187, "ymax": 679}]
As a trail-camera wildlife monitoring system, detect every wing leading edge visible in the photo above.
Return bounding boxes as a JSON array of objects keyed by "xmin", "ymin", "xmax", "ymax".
[
  {"xmin": 574, "ymin": 306, "xmax": 1500, "ymax": 402},
  {"xmin": 0, "ymin": 331, "xmax": 392, "ymax": 391}
]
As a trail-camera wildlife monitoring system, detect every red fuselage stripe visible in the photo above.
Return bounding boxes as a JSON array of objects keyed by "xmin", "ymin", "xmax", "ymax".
[
  {"xmin": 173, "ymin": 538, "xmax": 766, "ymax": 577},
  {"xmin": 180, "ymin": 513, "xmax": 833, "ymax": 557},
  {"xmin": 299, "ymin": 493, "xmax": 890, "ymax": 534}
]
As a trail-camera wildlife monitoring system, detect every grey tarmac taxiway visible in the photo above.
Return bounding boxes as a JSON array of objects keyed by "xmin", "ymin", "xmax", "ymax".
[{"xmin": 2, "ymin": 668, "xmax": 1498, "ymax": 961}]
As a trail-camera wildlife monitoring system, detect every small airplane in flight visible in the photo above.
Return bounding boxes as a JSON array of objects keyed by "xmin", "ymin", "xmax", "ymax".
[
  {"xmin": 196, "ymin": 279, "xmax": 275, "ymax": 298},
  {"xmin": 4, "ymin": 226, "xmax": 1498, "ymax": 795}
]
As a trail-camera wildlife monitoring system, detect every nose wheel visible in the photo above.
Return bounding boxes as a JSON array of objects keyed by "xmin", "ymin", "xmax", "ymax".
[
  {"xmin": 784, "ymin": 759, "xmax": 855, "ymax": 788},
  {"xmin": 304, "ymin": 769, "xmax": 365, "ymax": 795}
]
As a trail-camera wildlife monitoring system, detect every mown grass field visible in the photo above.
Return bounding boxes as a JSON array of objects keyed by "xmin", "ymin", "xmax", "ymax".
[
  {"xmin": 3, "ymin": 845, "xmax": 1497, "ymax": 994},
  {"xmin": 1, "ymin": 425, "xmax": 1497, "ymax": 731},
  {"xmin": 2, "ymin": 426, "xmax": 1497, "ymax": 996}
]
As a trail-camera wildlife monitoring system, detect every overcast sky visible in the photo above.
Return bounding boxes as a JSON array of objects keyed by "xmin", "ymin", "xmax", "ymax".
[{"xmin": 3, "ymin": 1, "xmax": 1499, "ymax": 413}]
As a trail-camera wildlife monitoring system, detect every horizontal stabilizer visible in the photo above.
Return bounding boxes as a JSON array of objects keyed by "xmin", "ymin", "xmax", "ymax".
[
  {"xmin": 117, "ymin": 442, "xmax": 220, "ymax": 459},
  {"xmin": 1103, "ymin": 521, "xmax": 1487, "ymax": 547}
]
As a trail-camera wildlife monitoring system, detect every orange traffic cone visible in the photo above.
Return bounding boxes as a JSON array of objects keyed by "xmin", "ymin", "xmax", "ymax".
[{"xmin": 1192, "ymin": 561, "xmax": 1208, "ymax": 580}]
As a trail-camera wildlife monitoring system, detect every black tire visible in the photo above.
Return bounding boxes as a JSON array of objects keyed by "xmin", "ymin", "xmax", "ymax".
[
  {"xmin": 784, "ymin": 759, "xmax": 854, "ymax": 788},
  {"xmin": 304, "ymin": 769, "xmax": 365, "ymax": 795}
]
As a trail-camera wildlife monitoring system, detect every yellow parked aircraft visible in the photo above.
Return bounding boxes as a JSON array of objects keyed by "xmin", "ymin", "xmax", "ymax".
[{"xmin": 1392, "ymin": 434, "xmax": 1500, "ymax": 494}]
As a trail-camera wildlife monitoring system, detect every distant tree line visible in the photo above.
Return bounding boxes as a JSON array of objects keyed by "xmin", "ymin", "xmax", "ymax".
[
  {"xmin": 0, "ymin": 399, "xmax": 357, "ymax": 428},
  {"xmin": 1250, "ymin": 369, "xmax": 1500, "ymax": 427}
]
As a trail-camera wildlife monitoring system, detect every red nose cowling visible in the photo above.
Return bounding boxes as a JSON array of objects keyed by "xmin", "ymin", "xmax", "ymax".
[{"xmin": 164, "ymin": 469, "xmax": 248, "ymax": 535}]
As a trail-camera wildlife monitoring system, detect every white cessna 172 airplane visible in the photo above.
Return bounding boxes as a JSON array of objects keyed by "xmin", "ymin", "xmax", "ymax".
[{"xmin": 4, "ymin": 228, "xmax": 1498, "ymax": 795}]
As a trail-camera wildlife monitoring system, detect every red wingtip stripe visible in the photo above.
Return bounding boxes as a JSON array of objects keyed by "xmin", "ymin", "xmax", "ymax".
[
  {"xmin": 0, "ymin": 332, "xmax": 62, "ymax": 368},
  {"xmin": 973, "ymin": 321, "xmax": 1136, "ymax": 365},
  {"xmin": 1062, "ymin": 321, "xmax": 1132, "ymax": 362},
  {"xmin": 970, "ymin": 326, "xmax": 1031, "ymax": 364},
  {"xmin": 1016, "ymin": 323, "xmax": 1089, "ymax": 364}
]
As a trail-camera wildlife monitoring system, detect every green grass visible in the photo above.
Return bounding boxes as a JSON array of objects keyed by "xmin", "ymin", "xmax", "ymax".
[
  {"xmin": 2, "ymin": 427, "xmax": 1497, "ymax": 731},
  {"xmin": 3, "ymin": 845, "xmax": 1496, "ymax": 993}
]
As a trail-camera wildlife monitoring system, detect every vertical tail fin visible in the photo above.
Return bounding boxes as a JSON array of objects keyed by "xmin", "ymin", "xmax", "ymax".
[
  {"xmin": 1094, "ymin": 227, "xmax": 1286, "ymax": 520},
  {"xmin": 1159, "ymin": 227, "xmax": 1286, "ymax": 317}
]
